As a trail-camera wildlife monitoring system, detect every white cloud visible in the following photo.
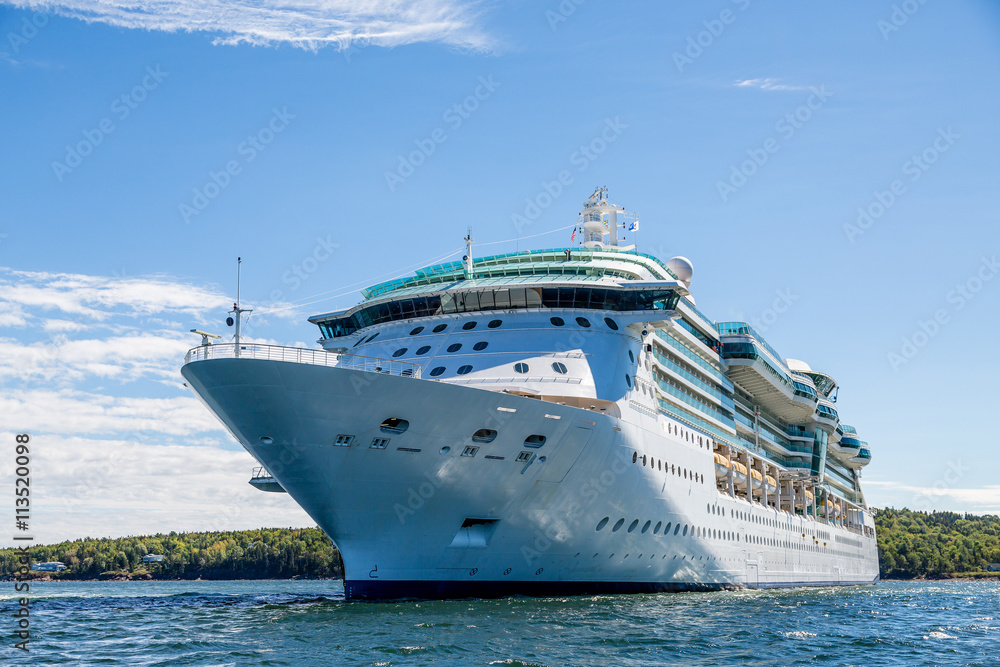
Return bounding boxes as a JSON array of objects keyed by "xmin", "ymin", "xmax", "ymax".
[
  {"xmin": 865, "ymin": 480, "xmax": 1000, "ymax": 512},
  {"xmin": 735, "ymin": 78, "xmax": 810, "ymax": 91},
  {"xmin": 7, "ymin": 0, "xmax": 495, "ymax": 51},
  {"xmin": 2, "ymin": 434, "xmax": 312, "ymax": 545},
  {"xmin": 0, "ymin": 389, "xmax": 223, "ymax": 436}
]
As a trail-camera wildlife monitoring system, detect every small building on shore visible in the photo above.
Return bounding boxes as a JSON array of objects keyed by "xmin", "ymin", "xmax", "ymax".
[
  {"xmin": 31, "ymin": 562, "xmax": 67, "ymax": 572},
  {"xmin": 142, "ymin": 554, "xmax": 164, "ymax": 564},
  {"xmin": 986, "ymin": 563, "xmax": 1000, "ymax": 572}
]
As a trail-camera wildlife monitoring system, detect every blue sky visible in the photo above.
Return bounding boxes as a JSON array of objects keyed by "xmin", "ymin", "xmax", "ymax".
[{"xmin": 2, "ymin": 0, "xmax": 999, "ymax": 545}]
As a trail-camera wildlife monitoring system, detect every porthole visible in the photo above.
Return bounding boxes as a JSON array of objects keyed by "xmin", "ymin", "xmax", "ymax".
[
  {"xmin": 392, "ymin": 348, "xmax": 407, "ymax": 358},
  {"xmin": 488, "ymin": 319, "xmax": 502, "ymax": 329},
  {"xmin": 433, "ymin": 324, "xmax": 447, "ymax": 333},
  {"xmin": 604, "ymin": 317, "xmax": 619, "ymax": 330},
  {"xmin": 576, "ymin": 316, "xmax": 591, "ymax": 328},
  {"xmin": 447, "ymin": 343, "xmax": 462, "ymax": 353},
  {"xmin": 627, "ymin": 520, "xmax": 639, "ymax": 533},
  {"xmin": 409, "ymin": 326, "xmax": 424, "ymax": 336},
  {"xmin": 683, "ymin": 525, "xmax": 688, "ymax": 537},
  {"xmin": 416, "ymin": 345, "xmax": 431, "ymax": 355},
  {"xmin": 380, "ymin": 418, "xmax": 409, "ymax": 434},
  {"xmin": 366, "ymin": 332, "xmax": 380, "ymax": 342},
  {"xmin": 612, "ymin": 519, "xmax": 625, "ymax": 532},
  {"xmin": 440, "ymin": 446, "xmax": 450, "ymax": 454},
  {"xmin": 628, "ymin": 350, "xmax": 635, "ymax": 364},
  {"xmin": 473, "ymin": 341, "xmax": 488, "ymax": 351},
  {"xmin": 457, "ymin": 365, "xmax": 473, "ymax": 375},
  {"xmin": 524, "ymin": 435, "xmax": 546, "ymax": 449},
  {"xmin": 596, "ymin": 517, "xmax": 610, "ymax": 531},
  {"xmin": 552, "ymin": 362, "xmax": 568, "ymax": 374},
  {"xmin": 625, "ymin": 374, "xmax": 632, "ymax": 388},
  {"xmin": 430, "ymin": 366, "xmax": 446, "ymax": 377},
  {"xmin": 259, "ymin": 436, "xmax": 274, "ymax": 445},
  {"xmin": 472, "ymin": 429, "xmax": 498, "ymax": 443},
  {"xmin": 632, "ymin": 451, "xmax": 637, "ymax": 463},
  {"xmin": 641, "ymin": 520, "xmax": 651, "ymax": 534},
  {"xmin": 514, "ymin": 362, "xmax": 529, "ymax": 374},
  {"xmin": 462, "ymin": 321, "xmax": 477, "ymax": 330},
  {"xmin": 642, "ymin": 455, "xmax": 647, "ymax": 466},
  {"xmin": 550, "ymin": 316, "xmax": 565, "ymax": 327},
  {"xmin": 654, "ymin": 521, "xmax": 662, "ymax": 534}
]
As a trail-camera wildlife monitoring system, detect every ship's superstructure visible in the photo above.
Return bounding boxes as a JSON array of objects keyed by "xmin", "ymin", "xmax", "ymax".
[{"xmin": 182, "ymin": 189, "xmax": 878, "ymax": 599}]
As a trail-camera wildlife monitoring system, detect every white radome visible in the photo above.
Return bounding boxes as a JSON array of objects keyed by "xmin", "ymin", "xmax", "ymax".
[{"xmin": 666, "ymin": 256, "xmax": 694, "ymax": 284}]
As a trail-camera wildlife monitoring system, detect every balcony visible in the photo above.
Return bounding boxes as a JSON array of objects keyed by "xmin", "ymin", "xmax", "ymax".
[
  {"xmin": 249, "ymin": 467, "xmax": 286, "ymax": 493},
  {"xmin": 184, "ymin": 343, "xmax": 422, "ymax": 379}
]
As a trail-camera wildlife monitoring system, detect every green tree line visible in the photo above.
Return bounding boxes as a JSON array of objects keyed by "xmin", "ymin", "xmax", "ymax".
[
  {"xmin": 3, "ymin": 511, "xmax": 998, "ymax": 581},
  {"xmin": 875, "ymin": 508, "xmax": 1000, "ymax": 579},
  {"xmin": 0, "ymin": 527, "xmax": 343, "ymax": 580}
]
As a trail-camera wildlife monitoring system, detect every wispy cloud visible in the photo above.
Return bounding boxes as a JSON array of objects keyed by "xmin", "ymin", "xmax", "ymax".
[
  {"xmin": 6, "ymin": 0, "xmax": 496, "ymax": 51},
  {"xmin": 866, "ymin": 480, "xmax": 1000, "ymax": 512},
  {"xmin": 735, "ymin": 77, "xmax": 810, "ymax": 91}
]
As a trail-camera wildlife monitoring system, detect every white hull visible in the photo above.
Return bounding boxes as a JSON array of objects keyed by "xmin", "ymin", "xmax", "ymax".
[{"xmin": 182, "ymin": 357, "xmax": 879, "ymax": 599}]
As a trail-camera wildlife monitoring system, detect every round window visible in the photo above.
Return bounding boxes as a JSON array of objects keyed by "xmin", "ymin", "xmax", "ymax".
[
  {"xmin": 392, "ymin": 348, "xmax": 407, "ymax": 358},
  {"xmin": 430, "ymin": 367, "xmax": 446, "ymax": 377},
  {"xmin": 514, "ymin": 362, "xmax": 529, "ymax": 374},
  {"xmin": 551, "ymin": 362, "xmax": 568, "ymax": 374},
  {"xmin": 576, "ymin": 317, "xmax": 591, "ymax": 328},
  {"xmin": 550, "ymin": 317, "xmax": 564, "ymax": 326},
  {"xmin": 409, "ymin": 326, "xmax": 424, "ymax": 336}
]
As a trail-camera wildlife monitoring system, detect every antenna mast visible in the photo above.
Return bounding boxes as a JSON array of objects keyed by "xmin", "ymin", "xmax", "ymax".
[
  {"xmin": 229, "ymin": 256, "xmax": 253, "ymax": 356},
  {"xmin": 464, "ymin": 230, "xmax": 474, "ymax": 279}
]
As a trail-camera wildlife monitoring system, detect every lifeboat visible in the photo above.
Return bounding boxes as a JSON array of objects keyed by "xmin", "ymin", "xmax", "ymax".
[
  {"xmin": 750, "ymin": 468, "xmax": 764, "ymax": 490},
  {"xmin": 731, "ymin": 460, "xmax": 748, "ymax": 488},
  {"xmin": 795, "ymin": 489, "xmax": 816, "ymax": 508},
  {"xmin": 713, "ymin": 453, "xmax": 731, "ymax": 479},
  {"xmin": 765, "ymin": 475, "xmax": 777, "ymax": 495}
]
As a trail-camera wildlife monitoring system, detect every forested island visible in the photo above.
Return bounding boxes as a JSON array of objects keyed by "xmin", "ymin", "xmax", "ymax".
[
  {"xmin": 2, "ymin": 509, "xmax": 998, "ymax": 581},
  {"xmin": 0, "ymin": 527, "xmax": 342, "ymax": 580}
]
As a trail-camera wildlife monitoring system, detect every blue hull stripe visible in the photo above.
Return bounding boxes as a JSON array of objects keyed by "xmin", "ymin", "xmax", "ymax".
[{"xmin": 344, "ymin": 577, "xmax": 879, "ymax": 600}]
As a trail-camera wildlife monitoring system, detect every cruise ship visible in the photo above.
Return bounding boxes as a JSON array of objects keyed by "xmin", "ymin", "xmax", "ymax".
[{"xmin": 182, "ymin": 188, "xmax": 879, "ymax": 599}]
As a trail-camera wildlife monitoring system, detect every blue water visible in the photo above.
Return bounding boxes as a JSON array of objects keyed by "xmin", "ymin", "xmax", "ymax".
[{"xmin": 1, "ymin": 580, "xmax": 997, "ymax": 665}]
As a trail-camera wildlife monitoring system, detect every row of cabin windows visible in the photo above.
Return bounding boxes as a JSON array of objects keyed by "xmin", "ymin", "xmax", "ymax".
[
  {"xmin": 345, "ymin": 315, "xmax": 619, "ymax": 349},
  {"xmin": 393, "ymin": 341, "xmax": 490, "ymax": 357},
  {"xmin": 428, "ymin": 362, "xmax": 570, "ymax": 378}
]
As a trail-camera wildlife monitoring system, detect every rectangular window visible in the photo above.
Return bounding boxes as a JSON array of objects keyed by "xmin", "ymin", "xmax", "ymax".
[
  {"xmin": 333, "ymin": 434, "xmax": 355, "ymax": 447},
  {"xmin": 461, "ymin": 446, "xmax": 479, "ymax": 457},
  {"xmin": 515, "ymin": 451, "xmax": 532, "ymax": 462},
  {"xmin": 370, "ymin": 438, "xmax": 390, "ymax": 449}
]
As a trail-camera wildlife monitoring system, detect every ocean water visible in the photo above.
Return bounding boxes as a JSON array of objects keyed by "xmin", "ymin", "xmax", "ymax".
[{"xmin": 1, "ymin": 580, "xmax": 996, "ymax": 666}]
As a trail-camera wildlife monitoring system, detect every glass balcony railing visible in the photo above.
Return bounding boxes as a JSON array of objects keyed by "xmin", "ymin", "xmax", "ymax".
[
  {"xmin": 838, "ymin": 436, "xmax": 862, "ymax": 449},
  {"xmin": 841, "ymin": 424, "xmax": 858, "ymax": 435},
  {"xmin": 786, "ymin": 425, "xmax": 815, "ymax": 439},
  {"xmin": 856, "ymin": 448, "xmax": 872, "ymax": 460},
  {"xmin": 792, "ymin": 380, "xmax": 819, "ymax": 401},
  {"xmin": 652, "ymin": 349, "xmax": 733, "ymax": 407},
  {"xmin": 656, "ymin": 331, "xmax": 731, "ymax": 385},
  {"xmin": 816, "ymin": 403, "xmax": 839, "ymax": 421},
  {"xmin": 714, "ymin": 322, "xmax": 790, "ymax": 374}
]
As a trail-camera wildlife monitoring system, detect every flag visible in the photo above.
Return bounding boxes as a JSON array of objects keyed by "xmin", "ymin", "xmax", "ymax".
[
  {"xmin": 628, "ymin": 220, "xmax": 639, "ymax": 232},
  {"xmin": 570, "ymin": 227, "xmax": 576, "ymax": 242}
]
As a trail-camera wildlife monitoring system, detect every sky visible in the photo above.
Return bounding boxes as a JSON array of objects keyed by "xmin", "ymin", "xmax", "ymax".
[{"xmin": 1, "ymin": 0, "xmax": 999, "ymax": 546}]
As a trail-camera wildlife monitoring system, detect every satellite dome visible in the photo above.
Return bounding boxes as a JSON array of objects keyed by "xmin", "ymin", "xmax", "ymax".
[{"xmin": 666, "ymin": 256, "xmax": 694, "ymax": 283}]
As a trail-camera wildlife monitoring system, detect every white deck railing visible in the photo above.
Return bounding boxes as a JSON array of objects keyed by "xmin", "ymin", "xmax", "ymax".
[{"xmin": 184, "ymin": 343, "xmax": 421, "ymax": 379}]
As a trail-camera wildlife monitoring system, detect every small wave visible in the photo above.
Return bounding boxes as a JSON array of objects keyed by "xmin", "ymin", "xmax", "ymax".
[
  {"xmin": 488, "ymin": 660, "xmax": 549, "ymax": 667},
  {"xmin": 924, "ymin": 631, "xmax": 958, "ymax": 639},
  {"xmin": 781, "ymin": 631, "xmax": 817, "ymax": 638}
]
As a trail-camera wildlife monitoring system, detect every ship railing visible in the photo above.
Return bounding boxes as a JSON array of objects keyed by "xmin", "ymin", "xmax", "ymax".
[
  {"xmin": 251, "ymin": 466, "xmax": 274, "ymax": 481},
  {"xmin": 184, "ymin": 343, "xmax": 422, "ymax": 379}
]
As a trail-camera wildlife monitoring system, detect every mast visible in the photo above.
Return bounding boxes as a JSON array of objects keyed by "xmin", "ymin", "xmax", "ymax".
[
  {"xmin": 229, "ymin": 256, "xmax": 253, "ymax": 356},
  {"xmin": 463, "ymin": 230, "xmax": 474, "ymax": 279}
]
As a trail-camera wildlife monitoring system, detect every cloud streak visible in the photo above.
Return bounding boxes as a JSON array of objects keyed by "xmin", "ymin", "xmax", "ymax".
[
  {"xmin": 6, "ymin": 0, "xmax": 495, "ymax": 51},
  {"xmin": 735, "ymin": 77, "xmax": 810, "ymax": 91}
]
